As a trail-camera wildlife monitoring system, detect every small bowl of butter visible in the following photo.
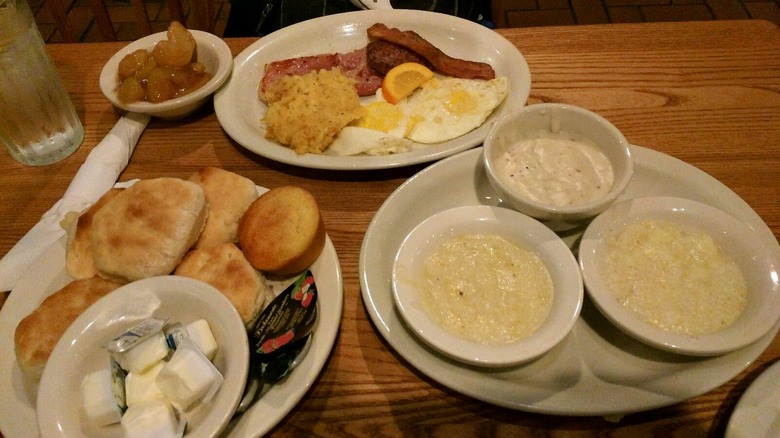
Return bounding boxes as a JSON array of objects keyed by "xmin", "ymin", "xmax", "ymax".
[
  {"xmin": 482, "ymin": 103, "xmax": 633, "ymax": 224},
  {"xmin": 37, "ymin": 275, "xmax": 249, "ymax": 438},
  {"xmin": 392, "ymin": 205, "xmax": 583, "ymax": 367}
]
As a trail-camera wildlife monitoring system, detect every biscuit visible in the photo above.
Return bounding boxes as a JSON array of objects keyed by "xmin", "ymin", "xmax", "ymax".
[
  {"xmin": 14, "ymin": 277, "xmax": 123, "ymax": 379},
  {"xmin": 91, "ymin": 178, "xmax": 208, "ymax": 282},
  {"xmin": 62, "ymin": 188, "xmax": 125, "ymax": 279},
  {"xmin": 175, "ymin": 243, "xmax": 271, "ymax": 328},
  {"xmin": 189, "ymin": 167, "xmax": 258, "ymax": 249}
]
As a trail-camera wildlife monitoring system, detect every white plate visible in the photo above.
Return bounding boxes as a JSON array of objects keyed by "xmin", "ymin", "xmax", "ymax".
[
  {"xmin": 726, "ymin": 360, "xmax": 780, "ymax": 438},
  {"xmin": 37, "ymin": 276, "xmax": 250, "ymax": 438},
  {"xmin": 0, "ymin": 187, "xmax": 343, "ymax": 438},
  {"xmin": 214, "ymin": 10, "xmax": 531, "ymax": 170},
  {"xmin": 359, "ymin": 146, "xmax": 780, "ymax": 416}
]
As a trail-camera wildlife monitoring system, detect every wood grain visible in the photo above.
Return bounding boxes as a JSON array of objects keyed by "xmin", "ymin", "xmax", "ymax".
[{"xmin": 0, "ymin": 19, "xmax": 778, "ymax": 438}]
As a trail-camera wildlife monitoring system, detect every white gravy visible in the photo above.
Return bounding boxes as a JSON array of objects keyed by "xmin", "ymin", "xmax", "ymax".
[{"xmin": 497, "ymin": 133, "xmax": 614, "ymax": 207}]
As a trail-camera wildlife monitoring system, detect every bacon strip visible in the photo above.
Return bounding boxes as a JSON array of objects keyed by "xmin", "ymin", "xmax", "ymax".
[{"xmin": 367, "ymin": 23, "xmax": 495, "ymax": 80}]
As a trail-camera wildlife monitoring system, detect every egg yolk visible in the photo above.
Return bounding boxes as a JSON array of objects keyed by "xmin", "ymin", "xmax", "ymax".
[
  {"xmin": 354, "ymin": 101, "xmax": 404, "ymax": 133},
  {"xmin": 445, "ymin": 89, "xmax": 478, "ymax": 116}
]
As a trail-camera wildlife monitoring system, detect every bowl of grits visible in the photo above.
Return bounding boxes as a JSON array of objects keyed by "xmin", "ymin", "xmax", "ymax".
[
  {"xmin": 391, "ymin": 205, "xmax": 583, "ymax": 367},
  {"xmin": 483, "ymin": 103, "xmax": 633, "ymax": 223},
  {"xmin": 579, "ymin": 196, "xmax": 780, "ymax": 356},
  {"xmin": 100, "ymin": 22, "xmax": 232, "ymax": 119}
]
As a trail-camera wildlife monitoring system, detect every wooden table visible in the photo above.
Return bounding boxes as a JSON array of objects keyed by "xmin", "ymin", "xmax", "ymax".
[{"xmin": 1, "ymin": 19, "xmax": 779, "ymax": 437}]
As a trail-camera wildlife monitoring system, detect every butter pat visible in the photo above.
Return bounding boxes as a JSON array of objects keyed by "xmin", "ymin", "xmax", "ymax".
[
  {"xmin": 121, "ymin": 398, "xmax": 183, "ymax": 438},
  {"xmin": 125, "ymin": 362, "xmax": 165, "ymax": 407},
  {"xmin": 81, "ymin": 368, "xmax": 122, "ymax": 426},
  {"xmin": 156, "ymin": 339, "xmax": 223, "ymax": 412},
  {"xmin": 186, "ymin": 319, "xmax": 218, "ymax": 360},
  {"xmin": 113, "ymin": 331, "xmax": 169, "ymax": 373}
]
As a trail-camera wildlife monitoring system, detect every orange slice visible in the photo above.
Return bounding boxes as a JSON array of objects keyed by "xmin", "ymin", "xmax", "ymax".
[{"xmin": 381, "ymin": 62, "xmax": 434, "ymax": 104}]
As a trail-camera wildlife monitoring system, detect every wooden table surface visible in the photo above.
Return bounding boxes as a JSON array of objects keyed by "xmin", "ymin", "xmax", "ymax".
[{"xmin": 1, "ymin": 19, "xmax": 779, "ymax": 437}]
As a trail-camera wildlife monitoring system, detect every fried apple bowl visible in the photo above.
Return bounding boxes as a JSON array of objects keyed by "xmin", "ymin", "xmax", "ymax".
[{"xmin": 99, "ymin": 22, "xmax": 232, "ymax": 119}]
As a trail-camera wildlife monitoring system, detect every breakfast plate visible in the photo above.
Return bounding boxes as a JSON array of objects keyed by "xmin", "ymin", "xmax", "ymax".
[
  {"xmin": 359, "ymin": 145, "xmax": 780, "ymax": 416},
  {"xmin": 0, "ymin": 186, "xmax": 343, "ymax": 438},
  {"xmin": 214, "ymin": 10, "xmax": 531, "ymax": 170}
]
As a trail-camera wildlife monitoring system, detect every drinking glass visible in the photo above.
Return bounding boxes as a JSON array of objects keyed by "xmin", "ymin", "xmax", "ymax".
[{"xmin": 0, "ymin": 0, "xmax": 84, "ymax": 166}]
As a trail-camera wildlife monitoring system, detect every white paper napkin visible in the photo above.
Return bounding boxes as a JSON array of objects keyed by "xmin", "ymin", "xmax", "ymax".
[{"xmin": 0, "ymin": 112, "xmax": 150, "ymax": 292}]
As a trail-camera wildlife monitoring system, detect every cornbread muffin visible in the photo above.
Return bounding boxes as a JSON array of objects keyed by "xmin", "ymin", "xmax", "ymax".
[
  {"xmin": 91, "ymin": 178, "xmax": 208, "ymax": 282},
  {"xmin": 263, "ymin": 69, "xmax": 364, "ymax": 155},
  {"xmin": 175, "ymin": 243, "xmax": 273, "ymax": 328},
  {"xmin": 238, "ymin": 186, "xmax": 326, "ymax": 275},
  {"xmin": 189, "ymin": 167, "xmax": 259, "ymax": 249},
  {"xmin": 61, "ymin": 188, "xmax": 125, "ymax": 279},
  {"xmin": 14, "ymin": 277, "xmax": 123, "ymax": 379}
]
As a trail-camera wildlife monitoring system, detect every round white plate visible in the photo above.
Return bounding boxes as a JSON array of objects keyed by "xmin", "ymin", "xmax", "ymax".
[
  {"xmin": 359, "ymin": 146, "xmax": 780, "ymax": 416},
  {"xmin": 37, "ymin": 276, "xmax": 250, "ymax": 438},
  {"xmin": 726, "ymin": 360, "xmax": 780, "ymax": 438},
  {"xmin": 214, "ymin": 10, "xmax": 531, "ymax": 170},
  {"xmin": 0, "ymin": 186, "xmax": 343, "ymax": 438}
]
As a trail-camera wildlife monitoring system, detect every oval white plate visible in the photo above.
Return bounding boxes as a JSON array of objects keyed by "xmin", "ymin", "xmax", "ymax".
[
  {"xmin": 393, "ymin": 205, "xmax": 582, "ymax": 367},
  {"xmin": 0, "ymin": 186, "xmax": 343, "ymax": 438},
  {"xmin": 214, "ymin": 10, "xmax": 531, "ymax": 170},
  {"xmin": 579, "ymin": 196, "xmax": 780, "ymax": 356},
  {"xmin": 37, "ymin": 276, "xmax": 249, "ymax": 438},
  {"xmin": 359, "ymin": 146, "xmax": 780, "ymax": 416}
]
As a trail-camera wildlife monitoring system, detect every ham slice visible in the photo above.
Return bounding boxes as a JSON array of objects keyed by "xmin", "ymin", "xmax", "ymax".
[{"xmin": 259, "ymin": 48, "xmax": 382, "ymax": 98}]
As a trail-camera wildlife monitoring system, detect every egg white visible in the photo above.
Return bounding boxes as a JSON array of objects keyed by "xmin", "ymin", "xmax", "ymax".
[
  {"xmin": 328, "ymin": 76, "xmax": 508, "ymax": 156},
  {"xmin": 403, "ymin": 76, "xmax": 508, "ymax": 144},
  {"xmin": 327, "ymin": 126, "xmax": 413, "ymax": 156}
]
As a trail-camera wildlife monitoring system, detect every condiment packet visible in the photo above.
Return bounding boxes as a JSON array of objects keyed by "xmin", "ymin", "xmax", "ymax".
[
  {"xmin": 104, "ymin": 318, "xmax": 168, "ymax": 353},
  {"xmin": 250, "ymin": 270, "xmax": 318, "ymax": 361}
]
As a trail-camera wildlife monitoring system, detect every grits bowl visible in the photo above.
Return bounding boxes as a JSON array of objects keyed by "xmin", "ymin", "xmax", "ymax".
[
  {"xmin": 579, "ymin": 196, "xmax": 780, "ymax": 356},
  {"xmin": 391, "ymin": 205, "xmax": 583, "ymax": 367},
  {"xmin": 36, "ymin": 276, "xmax": 249, "ymax": 438},
  {"xmin": 483, "ymin": 103, "xmax": 633, "ymax": 223},
  {"xmin": 99, "ymin": 29, "xmax": 232, "ymax": 119}
]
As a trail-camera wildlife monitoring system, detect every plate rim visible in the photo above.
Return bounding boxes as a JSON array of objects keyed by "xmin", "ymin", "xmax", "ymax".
[
  {"xmin": 213, "ymin": 9, "xmax": 531, "ymax": 170},
  {"xmin": 359, "ymin": 145, "xmax": 780, "ymax": 416},
  {"xmin": 725, "ymin": 359, "xmax": 780, "ymax": 437}
]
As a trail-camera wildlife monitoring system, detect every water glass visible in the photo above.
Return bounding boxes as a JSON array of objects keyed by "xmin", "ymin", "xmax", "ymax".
[{"xmin": 0, "ymin": 0, "xmax": 84, "ymax": 166}]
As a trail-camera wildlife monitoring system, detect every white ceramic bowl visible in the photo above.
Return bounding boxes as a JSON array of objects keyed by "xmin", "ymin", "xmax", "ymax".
[
  {"xmin": 100, "ymin": 30, "xmax": 233, "ymax": 119},
  {"xmin": 579, "ymin": 196, "xmax": 780, "ymax": 356},
  {"xmin": 392, "ymin": 205, "xmax": 583, "ymax": 367},
  {"xmin": 37, "ymin": 276, "xmax": 249, "ymax": 438},
  {"xmin": 483, "ymin": 103, "xmax": 633, "ymax": 223}
]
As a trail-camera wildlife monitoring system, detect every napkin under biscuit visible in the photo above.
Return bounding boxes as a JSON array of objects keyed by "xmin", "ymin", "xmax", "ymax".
[{"xmin": 91, "ymin": 178, "xmax": 208, "ymax": 283}]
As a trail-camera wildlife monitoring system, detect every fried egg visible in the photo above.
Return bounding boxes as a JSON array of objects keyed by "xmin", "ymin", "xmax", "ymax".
[
  {"xmin": 402, "ymin": 76, "xmax": 508, "ymax": 143},
  {"xmin": 329, "ymin": 76, "xmax": 508, "ymax": 156}
]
